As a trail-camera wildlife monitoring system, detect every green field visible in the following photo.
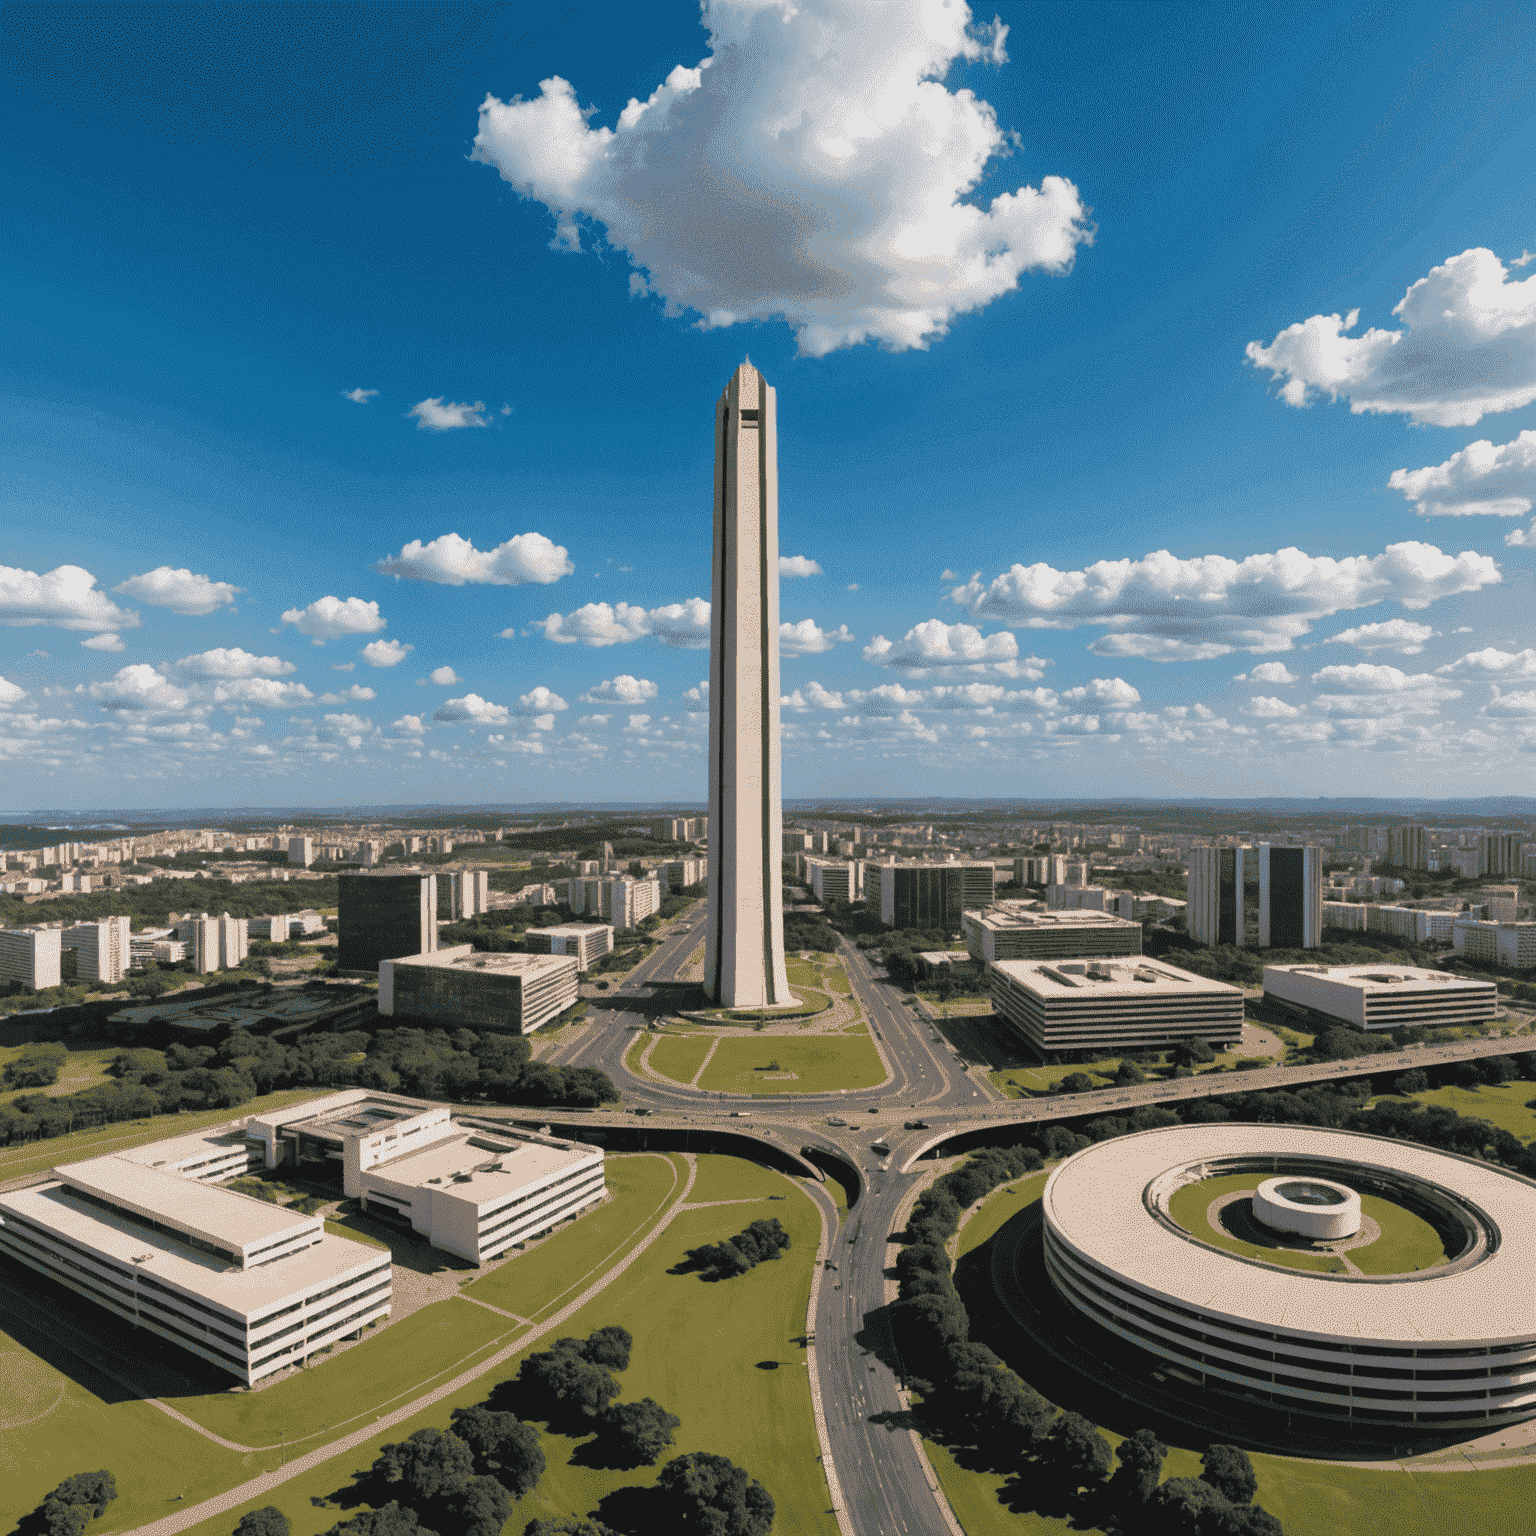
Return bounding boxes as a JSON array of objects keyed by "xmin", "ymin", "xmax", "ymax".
[
  {"xmin": 694, "ymin": 1032, "xmax": 886, "ymax": 1094},
  {"xmin": 462, "ymin": 1152, "xmax": 685, "ymax": 1319},
  {"xmin": 0, "ymin": 1086, "xmax": 327, "ymax": 1183},
  {"xmin": 684, "ymin": 1151, "xmax": 800, "ymax": 1206},
  {"xmin": 922, "ymin": 1173, "xmax": 1536, "ymax": 1536},
  {"xmin": 1167, "ymin": 1174, "xmax": 1346, "ymax": 1273},
  {"xmin": 647, "ymin": 1033, "xmax": 717, "ymax": 1085},
  {"xmin": 164, "ymin": 1299, "xmax": 517, "ymax": 1448},
  {"xmin": 168, "ymin": 1163, "xmax": 836, "ymax": 1536},
  {"xmin": 0, "ymin": 1041, "xmax": 120, "ymax": 1106},
  {"xmin": 1350, "ymin": 1194, "xmax": 1447, "ymax": 1275},
  {"xmin": 1376, "ymin": 1077, "xmax": 1536, "ymax": 1143}
]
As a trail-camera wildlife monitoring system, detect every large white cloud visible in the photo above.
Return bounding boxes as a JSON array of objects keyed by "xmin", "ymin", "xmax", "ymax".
[
  {"xmin": 112, "ymin": 567, "xmax": 239, "ymax": 615},
  {"xmin": 434, "ymin": 693, "xmax": 511, "ymax": 725},
  {"xmin": 1233, "ymin": 662, "xmax": 1298, "ymax": 684},
  {"xmin": 1308, "ymin": 664, "xmax": 1462, "ymax": 717},
  {"xmin": 1245, "ymin": 248, "xmax": 1536, "ymax": 428},
  {"xmin": 0, "ymin": 565, "xmax": 139, "ymax": 632},
  {"xmin": 515, "ymin": 686, "xmax": 569, "ymax": 714},
  {"xmin": 779, "ymin": 555, "xmax": 823, "ymax": 578},
  {"xmin": 376, "ymin": 531, "xmax": 574, "ymax": 586},
  {"xmin": 85, "ymin": 664, "xmax": 192, "ymax": 714},
  {"xmin": 1325, "ymin": 619, "xmax": 1437, "ymax": 654},
  {"xmin": 281, "ymin": 596, "xmax": 387, "ymax": 643},
  {"xmin": 949, "ymin": 541, "xmax": 1500, "ymax": 658},
  {"xmin": 539, "ymin": 597, "xmax": 711, "ymax": 648},
  {"xmin": 361, "ymin": 638, "xmax": 413, "ymax": 667},
  {"xmin": 0, "ymin": 677, "xmax": 29, "ymax": 706},
  {"xmin": 862, "ymin": 619, "xmax": 1047, "ymax": 678},
  {"xmin": 210, "ymin": 678, "xmax": 316, "ymax": 707},
  {"xmin": 174, "ymin": 648, "xmax": 296, "ymax": 679},
  {"xmin": 780, "ymin": 619, "xmax": 854, "ymax": 656},
  {"xmin": 471, "ymin": 0, "xmax": 1092, "ymax": 357},
  {"xmin": 1437, "ymin": 647, "xmax": 1536, "ymax": 680},
  {"xmin": 581, "ymin": 675, "xmax": 657, "ymax": 704},
  {"xmin": 1388, "ymin": 431, "xmax": 1536, "ymax": 518},
  {"xmin": 1484, "ymin": 690, "xmax": 1536, "ymax": 717}
]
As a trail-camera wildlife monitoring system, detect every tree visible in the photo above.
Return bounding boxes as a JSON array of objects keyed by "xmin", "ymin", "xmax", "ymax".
[
  {"xmin": 581, "ymin": 1325, "xmax": 633, "ymax": 1371},
  {"xmin": 1172, "ymin": 1039, "xmax": 1215, "ymax": 1067},
  {"xmin": 655, "ymin": 1452, "xmax": 774, "ymax": 1536},
  {"xmin": 523, "ymin": 1521, "xmax": 617, "ymax": 1536},
  {"xmin": 449, "ymin": 1406, "xmax": 545, "ymax": 1496},
  {"xmin": 518, "ymin": 1346, "xmax": 620, "ymax": 1421},
  {"xmin": 458, "ymin": 1476, "xmax": 512, "ymax": 1536},
  {"xmin": 1151, "ymin": 1477, "xmax": 1237, "ymax": 1536},
  {"xmin": 604, "ymin": 1397, "xmax": 681, "ymax": 1464},
  {"xmin": 1109, "ymin": 1427, "xmax": 1168, "ymax": 1508},
  {"xmin": 323, "ymin": 1504, "xmax": 434, "ymax": 1536},
  {"xmin": 1232, "ymin": 1508, "xmax": 1285, "ymax": 1536},
  {"xmin": 371, "ymin": 1428, "xmax": 475, "ymax": 1504},
  {"xmin": 1058, "ymin": 1072, "xmax": 1097, "ymax": 1094},
  {"xmin": 1115, "ymin": 1058, "xmax": 1147, "ymax": 1085},
  {"xmin": 1038, "ymin": 1411, "xmax": 1112, "ymax": 1491},
  {"xmin": 233, "ymin": 1511, "xmax": 292, "ymax": 1536},
  {"xmin": 43, "ymin": 1473, "xmax": 117, "ymax": 1518},
  {"xmin": 1392, "ymin": 1069, "xmax": 1429, "ymax": 1095},
  {"xmin": 1200, "ymin": 1444, "xmax": 1257, "ymax": 1506}
]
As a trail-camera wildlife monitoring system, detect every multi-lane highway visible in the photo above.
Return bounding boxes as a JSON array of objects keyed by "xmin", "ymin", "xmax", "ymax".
[{"xmin": 526, "ymin": 901, "xmax": 1532, "ymax": 1536}]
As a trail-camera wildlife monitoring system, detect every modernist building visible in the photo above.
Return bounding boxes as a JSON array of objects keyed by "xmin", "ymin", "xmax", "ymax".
[
  {"xmin": 1187, "ymin": 845, "xmax": 1246, "ymax": 947},
  {"xmin": 0, "ymin": 1137, "xmax": 391, "ymax": 1387},
  {"xmin": 704, "ymin": 361, "xmax": 792, "ymax": 1008},
  {"xmin": 867, "ymin": 862, "xmax": 994, "ymax": 930},
  {"xmin": 805, "ymin": 857, "xmax": 864, "ymax": 905},
  {"xmin": 1041, "ymin": 1123, "xmax": 1536, "ymax": 1433},
  {"xmin": 565, "ymin": 874, "xmax": 661, "ymax": 930},
  {"xmin": 1258, "ymin": 843, "xmax": 1322, "ymax": 949},
  {"xmin": 989, "ymin": 956, "xmax": 1244, "ymax": 1054},
  {"xmin": 1262, "ymin": 963, "xmax": 1498, "ymax": 1032},
  {"xmin": 447, "ymin": 870, "xmax": 490, "ymax": 921},
  {"xmin": 378, "ymin": 945, "xmax": 579, "ymax": 1034},
  {"xmin": 338, "ymin": 873, "xmax": 438, "ymax": 970},
  {"xmin": 0, "ymin": 926, "xmax": 63, "ymax": 989},
  {"xmin": 1454, "ymin": 919, "xmax": 1536, "ymax": 969},
  {"xmin": 524, "ymin": 923, "xmax": 615, "ymax": 972},
  {"xmin": 287, "ymin": 836, "xmax": 314, "ymax": 867},
  {"xmin": 962, "ymin": 904, "xmax": 1142, "ymax": 966},
  {"xmin": 661, "ymin": 857, "xmax": 706, "ymax": 892},
  {"xmin": 61, "ymin": 917, "xmax": 132, "ymax": 984},
  {"xmin": 184, "ymin": 913, "xmax": 249, "ymax": 974},
  {"xmin": 1480, "ymin": 832, "xmax": 1523, "ymax": 879},
  {"xmin": 1388, "ymin": 825, "xmax": 1430, "ymax": 869},
  {"xmin": 246, "ymin": 1090, "xmax": 606, "ymax": 1265}
]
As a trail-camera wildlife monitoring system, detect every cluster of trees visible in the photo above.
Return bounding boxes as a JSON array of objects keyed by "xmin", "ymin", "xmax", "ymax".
[
  {"xmin": 521, "ymin": 1453, "xmax": 773, "ymax": 1536},
  {"xmin": 21, "ymin": 1469, "xmax": 117, "ymax": 1536},
  {"xmin": 2, "ymin": 1041, "xmax": 68, "ymax": 1087},
  {"xmin": 676, "ymin": 1218, "xmax": 792, "ymax": 1280},
  {"xmin": 0, "ymin": 875, "xmax": 340, "ymax": 936},
  {"xmin": 0, "ymin": 1020, "xmax": 618, "ymax": 1147},
  {"xmin": 782, "ymin": 908, "xmax": 839, "ymax": 953}
]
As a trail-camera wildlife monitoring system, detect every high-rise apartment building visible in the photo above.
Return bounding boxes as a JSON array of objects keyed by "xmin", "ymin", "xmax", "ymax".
[
  {"xmin": 447, "ymin": 870, "xmax": 489, "ymax": 920},
  {"xmin": 187, "ymin": 913, "xmax": 249, "ymax": 974},
  {"xmin": 1387, "ymin": 825, "xmax": 1429, "ymax": 870},
  {"xmin": 338, "ymin": 874, "xmax": 438, "ymax": 970},
  {"xmin": 62, "ymin": 917, "xmax": 132, "ymax": 983},
  {"xmin": 1480, "ymin": 832, "xmax": 1523, "ymax": 878},
  {"xmin": 287, "ymin": 836, "xmax": 313, "ymax": 867},
  {"xmin": 1188, "ymin": 846, "xmax": 1246, "ymax": 947},
  {"xmin": 0, "ymin": 926, "xmax": 63, "ymax": 989},
  {"xmin": 704, "ymin": 361, "xmax": 791, "ymax": 1008},
  {"xmin": 1259, "ymin": 844, "xmax": 1322, "ymax": 949}
]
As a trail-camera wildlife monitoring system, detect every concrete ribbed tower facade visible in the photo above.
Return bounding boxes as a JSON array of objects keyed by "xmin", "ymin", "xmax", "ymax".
[{"xmin": 704, "ymin": 361, "xmax": 792, "ymax": 1008}]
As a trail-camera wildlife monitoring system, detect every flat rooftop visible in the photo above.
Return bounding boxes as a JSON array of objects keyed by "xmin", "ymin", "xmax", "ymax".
[
  {"xmin": 0, "ymin": 1182, "xmax": 384, "ymax": 1318},
  {"xmin": 117, "ymin": 1128, "xmax": 249, "ymax": 1169},
  {"xmin": 367, "ymin": 1127, "xmax": 596, "ymax": 1206},
  {"xmin": 993, "ymin": 957, "xmax": 1244, "ymax": 999},
  {"xmin": 277, "ymin": 1096, "xmax": 437, "ymax": 1138},
  {"xmin": 393, "ymin": 951, "xmax": 575, "ymax": 977},
  {"xmin": 525, "ymin": 924, "xmax": 611, "ymax": 938},
  {"xmin": 1264, "ymin": 964, "xmax": 1495, "ymax": 991},
  {"xmin": 53, "ymin": 1154, "xmax": 309, "ymax": 1250},
  {"xmin": 110, "ymin": 987, "xmax": 365, "ymax": 1033},
  {"xmin": 967, "ymin": 905, "xmax": 1138, "ymax": 931}
]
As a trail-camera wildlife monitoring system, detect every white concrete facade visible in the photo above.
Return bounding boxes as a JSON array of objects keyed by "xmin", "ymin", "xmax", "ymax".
[
  {"xmin": 962, "ymin": 903, "xmax": 1143, "ymax": 966},
  {"xmin": 1262, "ymin": 963, "xmax": 1497, "ymax": 1032},
  {"xmin": 1252, "ymin": 1176, "xmax": 1361, "ymax": 1240},
  {"xmin": 524, "ymin": 923, "xmax": 615, "ymax": 971},
  {"xmin": 0, "ymin": 925, "xmax": 63, "ymax": 989},
  {"xmin": 705, "ymin": 361, "xmax": 791, "ymax": 1008}
]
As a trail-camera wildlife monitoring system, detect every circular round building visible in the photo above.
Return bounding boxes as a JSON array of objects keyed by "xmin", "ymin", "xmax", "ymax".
[{"xmin": 1041, "ymin": 1124, "xmax": 1536, "ymax": 1434}]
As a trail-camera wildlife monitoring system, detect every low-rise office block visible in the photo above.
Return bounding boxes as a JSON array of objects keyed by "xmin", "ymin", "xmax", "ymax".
[
  {"xmin": 524, "ymin": 923, "xmax": 615, "ymax": 971},
  {"xmin": 962, "ymin": 903, "xmax": 1143, "ymax": 966},
  {"xmin": 378, "ymin": 945, "xmax": 578, "ymax": 1033},
  {"xmin": 1262, "ymin": 963, "xmax": 1497, "ymax": 1032},
  {"xmin": 1453, "ymin": 919, "xmax": 1536, "ymax": 969},
  {"xmin": 990, "ymin": 956, "xmax": 1243, "ymax": 1055}
]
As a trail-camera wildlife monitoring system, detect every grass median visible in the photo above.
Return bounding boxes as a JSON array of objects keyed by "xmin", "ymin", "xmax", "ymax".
[
  {"xmin": 647, "ymin": 1034, "xmax": 716, "ymax": 1085},
  {"xmin": 695, "ymin": 1031, "xmax": 886, "ymax": 1094}
]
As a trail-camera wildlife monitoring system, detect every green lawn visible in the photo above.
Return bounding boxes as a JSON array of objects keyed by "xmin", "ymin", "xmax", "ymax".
[
  {"xmin": 1350, "ymin": 1195, "xmax": 1447, "ymax": 1276},
  {"xmin": 695, "ymin": 1032, "xmax": 886, "ymax": 1094},
  {"xmin": 647, "ymin": 1034, "xmax": 717, "ymax": 1085},
  {"xmin": 169, "ymin": 1164, "xmax": 836, "ymax": 1536},
  {"xmin": 1166, "ymin": 1174, "xmax": 1346, "ymax": 1273},
  {"xmin": 684, "ymin": 1151, "xmax": 800, "ymax": 1206},
  {"xmin": 0, "ymin": 1041, "xmax": 120, "ymax": 1107},
  {"xmin": 462, "ymin": 1153, "xmax": 686, "ymax": 1319},
  {"xmin": 0, "ymin": 1311, "xmax": 252, "ymax": 1534},
  {"xmin": 1374, "ymin": 1078, "xmax": 1536, "ymax": 1144},
  {"xmin": 164, "ymin": 1299, "xmax": 516, "ymax": 1448},
  {"xmin": 0, "ymin": 1086, "xmax": 325, "ymax": 1183},
  {"xmin": 923, "ymin": 1171, "xmax": 1536, "ymax": 1536}
]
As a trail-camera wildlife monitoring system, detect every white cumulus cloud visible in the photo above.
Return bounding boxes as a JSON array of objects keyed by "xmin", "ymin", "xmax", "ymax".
[
  {"xmin": 539, "ymin": 597, "xmax": 711, "ymax": 648},
  {"xmin": 582, "ymin": 675, "xmax": 657, "ymax": 704},
  {"xmin": 0, "ymin": 677, "xmax": 29, "ymax": 706},
  {"xmin": 343, "ymin": 387, "xmax": 378, "ymax": 403},
  {"xmin": 429, "ymin": 666, "xmax": 462, "ymax": 686},
  {"xmin": 391, "ymin": 714, "xmax": 428, "ymax": 737},
  {"xmin": 361, "ymin": 638, "xmax": 413, "ymax": 667},
  {"xmin": 112, "ymin": 566, "xmax": 239, "ymax": 616},
  {"xmin": 81, "ymin": 632, "xmax": 126, "ymax": 652},
  {"xmin": 516, "ymin": 686, "xmax": 569, "ymax": 714},
  {"xmin": 470, "ymin": 0, "xmax": 1092, "ymax": 356},
  {"xmin": 1245, "ymin": 248, "xmax": 1536, "ymax": 428},
  {"xmin": 1437, "ymin": 647, "xmax": 1536, "ymax": 679},
  {"xmin": 316, "ymin": 684, "xmax": 377, "ymax": 705},
  {"xmin": 0, "ymin": 564, "xmax": 140, "ymax": 632},
  {"xmin": 376, "ymin": 531, "xmax": 574, "ymax": 586},
  {"xmin": 1233, "ymin": 662, "xmax": 1298, "ymax": 684},
  {"xmin": 435, "ymin": 693, "xmax": 511, "ymax": 725},
  {"xmin": 1388, "ymin": 430, "xmax": 1536, "ymax": 518},
  {"xmin": 210, "ymin": 678, "xmax": 315, "ymax": 708},
  {"xmin": 949, "ymin": 541, "xmax": 1500, "ymax": 658},
  {"xmin": 409, "ymin": 398, "xmax": 489, "ymax": 430},
  {"xmin": 1326, "ymin": 620, "xmax": 1437, "ymax": 654},
  {"xmin": 779, "ymin": 555, "xmax": 823, "ymax": 578},
  {"xmin": 1243, "ymin": 695, "xmax": 1302, "ymax": 718},
  {"xmin": 175, "ymin": 648, "xmax": 297, "ymax": 679},
  {"xmin": 1484, "ymin": 690, "xmax": 1536, "ymax": 717},
  {"xmin": 780, "ymin": 619, "xmax": 854, "ymax": 656},
  {"xmin": 85, "ymin": 664, "xmax": 192, "ymax": 714},
  {"xmin": 282, "ymin": 596, "xmax": 387, "ymax": 644},
  {"xmin": 863, "ymin": 618, "xmax": 1046, "ymax": 677}
]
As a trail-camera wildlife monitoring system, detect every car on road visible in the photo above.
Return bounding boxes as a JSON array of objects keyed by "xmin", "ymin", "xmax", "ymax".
[
  {"xmin": 904, "ymin": 1120, "xmax": 929, "ymax": 1130},
  {"xmin": 631, "ymin": 1107, "xmax": 653, "ymax": 1116},
  {"xmin": 825, "ymin": 1116, "xmax": 848, "ymax": 1126},
  {"xmin": 728, "ymin": 1110, "xmax": 747, "ymax": 1117}
]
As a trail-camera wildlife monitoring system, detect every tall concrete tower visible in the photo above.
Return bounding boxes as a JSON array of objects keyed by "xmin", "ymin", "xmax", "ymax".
[{"xmin": 704, "ymin": 361, "xmax": 792, "ymax": 1007}]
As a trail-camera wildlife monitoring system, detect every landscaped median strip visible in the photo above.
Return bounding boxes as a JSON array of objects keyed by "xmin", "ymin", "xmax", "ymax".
[{"xmin": 123, "ymin": 1154, "xmax": 699, "ymax": 1536}]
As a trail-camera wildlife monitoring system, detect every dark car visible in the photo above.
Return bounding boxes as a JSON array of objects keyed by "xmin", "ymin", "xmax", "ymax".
[{"xmin": 904, "ymin": 1120, "xmax": 929, "ymax": 1130}]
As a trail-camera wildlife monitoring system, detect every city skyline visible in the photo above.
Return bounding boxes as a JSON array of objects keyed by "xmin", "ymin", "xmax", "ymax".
[{"xmin": 5, "ymin": 1, "xmax": 1535, "ymax": 809}]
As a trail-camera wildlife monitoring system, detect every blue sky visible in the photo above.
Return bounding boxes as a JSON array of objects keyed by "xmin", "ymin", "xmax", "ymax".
[{"xmin": 3, "ymin": 0, "xmax": 1534, "ymax": 809}]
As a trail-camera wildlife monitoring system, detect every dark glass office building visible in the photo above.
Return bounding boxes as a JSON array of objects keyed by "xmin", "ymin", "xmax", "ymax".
[
  {"xmin": 337, "ymin": 874, "xmax": 438, "ymax": 970},
  {"xmin": 1258, "ymin": 844, "xmax": 1321, "ymax": 949}
]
